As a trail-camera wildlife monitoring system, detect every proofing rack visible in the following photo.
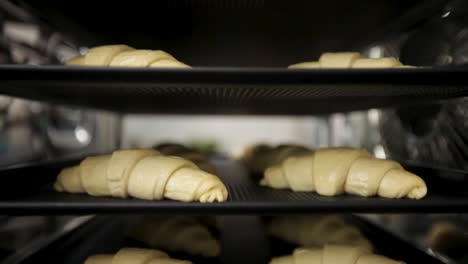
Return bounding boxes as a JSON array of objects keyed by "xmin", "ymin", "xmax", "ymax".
[
  {"xmin": 0, "ymin": 65, "xmax": 467, "ymax": 114},
  {"xmin": 1, "ymin": 158, "xmax": 468, "ymax": 215}
]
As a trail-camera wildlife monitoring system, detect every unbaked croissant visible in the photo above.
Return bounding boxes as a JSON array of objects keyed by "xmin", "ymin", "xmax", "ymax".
[
  {"xmin": 261, "ymin": 147, "xmax": 427, "ymax": 199},
  {"xmin": 128, "ymin": 216, "xmax": 220, "ymax": 257},
  {"xmin": 54, "ymin": 149, "xmax": 228, "ymax": 203},
  {"xmin": 288, "ymin": 52, "xmax": 410, "ymax": 69},
  {"xmin": 241, "ymin": 144, "xmax": 310, "ymax": 174},
  {"xmin": 270, "ymin": 245, "xmax": 404, "ymax": 264},
  {"xmin": 84, "ymin": 247, "xmax": 192, "ymax": 264},
  {"xmin": 269, "ymin": 215, "xmax": 373, "ymax": 250},
  {"xmin": 66, "ymin": 44, "xmax": 190, "ymax": 68},
  {"xmin": 154, "ymin": 143, "xmax": 216, "ymax": 174}
]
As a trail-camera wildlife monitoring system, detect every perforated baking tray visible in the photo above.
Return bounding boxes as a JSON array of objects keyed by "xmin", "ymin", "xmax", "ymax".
[
  {"xmin": 1, "ymin": 158, "xmax": 468, "ymax": 214},
  {"xmin": 0, "ymin": 65, "xmax": 467, "ymax": 114}
]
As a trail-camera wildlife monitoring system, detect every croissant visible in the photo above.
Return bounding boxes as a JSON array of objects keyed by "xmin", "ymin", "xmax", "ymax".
[
  {"xmin": 261, "ymin": 147, "xmax": 427, "ymax": 199},
  {"xmin": 66, "ymin": 44, "xmax": 190, "ymax": 68},
  {"xmin": 288, "ymin": 52, "xmax": 409, "ymax": 69},
  {"xmin": 84, "ymin": 247, "xmax": 192, "ymax": 264},
  {"xmin": 241, "ymin": 144, "xmax": 310, "ymax": 174},
  {"xmin": 270, "ymin": 245, "xmax": 404, "ymax": 264},
  {"xmin": 129, "ymin": 216, "xmax": 220, "ymax": 257},
  {"xmin": 54, "ymin": 149, "xmax": 228, "ymax": 203},
  {"xmin": 154, "ymin": 143, "xmax": 216, "ymax": 174},
  {"xmin": 269, "ymin": 215, "xmax": 373, "ymax": 250}
]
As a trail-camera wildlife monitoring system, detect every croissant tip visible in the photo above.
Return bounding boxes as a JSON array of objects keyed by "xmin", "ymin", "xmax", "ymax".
[
  {"xmin": 54, "ymin": 182, "xmax": 64, "ymax": 192},
  {"xmin": 407, "ymin": 185, "xmax": 427, "ymax": 199}
]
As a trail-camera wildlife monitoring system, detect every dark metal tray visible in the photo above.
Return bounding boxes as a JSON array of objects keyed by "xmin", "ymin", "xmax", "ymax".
[
  {"xmin": 0, "ymin": 65, "xmax": 467, "ymax": 114},
  {"xmin": 3, "ymin": 215, "xmax": 445, "ymax": 264},
  {"xmin": 1, "ymin": 158, "xmax": 468, "ymax": 214}
]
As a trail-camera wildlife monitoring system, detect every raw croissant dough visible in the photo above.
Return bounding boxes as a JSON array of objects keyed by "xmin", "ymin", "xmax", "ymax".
[
  {"xmin": 288, "ymin": 52, "xmax": 411, "ymax": 69},
  {"xmin": 270, "ymin": 245, "xmax": 405, "ymax": 264},
  {"xmin": 84, "ymin": 247, "xmax": 191, "ymax": 264},
  {"xmin": 240, "ymin": 144, "xmax": 310, "ymax": 174},
  {"xmin": 154, "ymin": 143, "xmax": 216, "ymax": 174},
  {"xmin": 261, "ymin": 147, "xmax": 427, "ymax": 199},
  {"xmin": 54, "ymin": 149, "xmax": 228, "ymax": 203},
  {"xmin": 66, "ymin": 44, "xmax": 190, "ymax": 68},
  {"xmin": 269, "ymin": 215, "xmax": 373, "ymax": 250},
  {"xmin": 129, "ymin": 216, "xmax": 220, "ymax": 257}
]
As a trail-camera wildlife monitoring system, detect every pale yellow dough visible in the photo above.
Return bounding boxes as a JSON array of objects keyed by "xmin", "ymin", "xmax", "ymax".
[
  {"xmin": 269, "ymin": 245, "xmax": 405, "ymax": 264},
  {"xmin": 109, "ymin": 50, "xmax": 175, "ymax": 67},
  {"xmin": 84, "ymin": 45, "xmax": 134, "ymax": 66},
  {"xmin": 65, "ymin": 56, "xmax": 85, "ymax": 66},
  {"xmin": 288, "ymin": 62, "xmax": 320, "ymax": 69},
  {"xmin": 107, "ymin": 149, "xmax": 160, "ymax": 198},
  {"xmin": 319, "ymin": 52, "xmax": 361, "ymax": 68},
  {"xmin": 83, "ymin": 254, "xmax": 113, "ymax": 264},
  {"xmin": 150, "ymin": 59, "xmax": 191, "ymax": 68},
  {"xmin": 261, "ymin": 147, "xmax": 427, "ymax": 199},
  {"xmin": 352, "ymin": 58, "xmax": 402, "ymax": 68},
  {"xmin": 55, "ymin": 149, "xmax": 228, "ymax": 203}
]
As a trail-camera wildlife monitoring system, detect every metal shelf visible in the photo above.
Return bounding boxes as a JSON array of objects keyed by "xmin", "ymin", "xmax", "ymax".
[{"xmin": 0, "ymin": 65, "xmax": 467, "ymax": 114}]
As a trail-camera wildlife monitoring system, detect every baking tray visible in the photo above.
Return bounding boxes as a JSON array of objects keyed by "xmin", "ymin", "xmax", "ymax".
[
  {"xmin": 1, "ymin": 158, "xmax": 468, "ymax": 214},
  {"xmin": 2, "ymin": 215, "xmax": 445, "ymax": 264},
  {"xmin": 0, "ymin": 65, "xmax": 467, "ymax": 114}
]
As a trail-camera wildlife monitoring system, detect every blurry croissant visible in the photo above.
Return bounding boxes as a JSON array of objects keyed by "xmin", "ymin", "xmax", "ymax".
[
  {"xmin": 270, "ymin": 245, "xmax": 404, "ymax": 264},
  {"xmin": 54, "ymin": 149, "xmax": 228, "ymax": 203},
  {"xmin": 155, "ymin": 143, "xmax": 216, "ymax": 174},
  {"xmin": 269, "ymin": 215, "xmax": 373, "ymax": 250},
  {"xmin": 261, "ymin": 147, "xmax": 427, "ymax": 199},
  {"xmin": 241, "ymin": 144, "xmax": 310, "ymax": 174},
  {"xmin": 84, "ymin": 247, "xmax": 191, "ymax": 264},
  {"xmin": 66, "ymin": 44, "xmax": 190, "ymax": 68},
  {"xmin": 288, "ymin": 52, "xmax": 410, "ymax": 69},
  {"xmin": 129, "ymin": 216, "xmax": 220, "ymax": 257}
]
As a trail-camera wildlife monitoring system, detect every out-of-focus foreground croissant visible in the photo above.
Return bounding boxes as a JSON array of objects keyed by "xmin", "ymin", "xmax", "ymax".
[
  {"xmin": 54, "ymin": 149, "xmax": 228, "ymax": 203},
  {"xmin": 261, "ymin": 147, "xmax": 427, "ymax": 199},
  {"xmin": 128, "ymin": 216, "xmax": 220, "ymax": 257},
  {"xmin": 270, "ymin": 244, "xmax": 405, "ymax": 264},
  {"xmin": 269, "ymin": 215, "xmax": 373, "ymax": 251},
  {"xmin": 84, "ymin": 247, "xmax": 191, "ymax": 264}
]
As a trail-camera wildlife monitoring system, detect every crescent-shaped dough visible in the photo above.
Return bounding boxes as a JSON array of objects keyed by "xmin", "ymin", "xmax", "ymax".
[
  {"xmin": 84, "ymin": 45, "xmax": 134, "ymax": 66},
  {"xmin": 282, "ymin": 154, "xmax": 315, "ymax": 191},
  {"xmin": 107, "ymin": 149, "xmax": 160, "ymax": 198},
  {"xmin": 109, "ymin": 50, "xmax": 175, "ymax": 67}
]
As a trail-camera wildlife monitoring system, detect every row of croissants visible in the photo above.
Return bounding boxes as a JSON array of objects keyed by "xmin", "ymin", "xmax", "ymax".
[
  {"xmin": 54, "ymin": 143, "xmax": 427, "ymax": 202},
  {"xmin": 83, "ymin": 215, "xmax": 404, "ymax": 263},
  {"xmin": 65, "ymin": 45, "xmax": 412, "ymax": 69}
]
